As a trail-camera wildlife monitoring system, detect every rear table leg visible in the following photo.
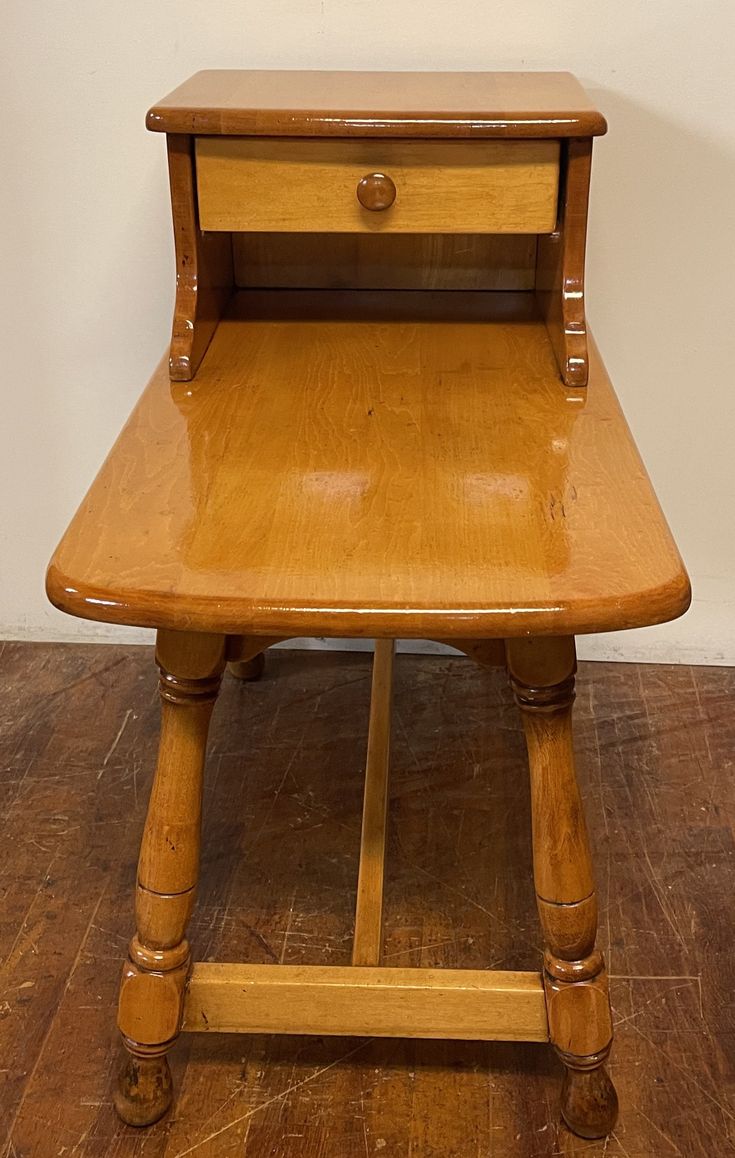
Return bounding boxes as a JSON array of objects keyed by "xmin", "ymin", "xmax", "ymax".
[
  {"xmin": 226, "ymin": 635, "xmax": 286, "ymax": 682},
  {"xmin": 352, "ymin": 640, "xmax": 395, "ymax": 966},
  {"xmin": 507, "ymin": 637, "xmax": 618, "ymax": 1139},
  {"xmin": 229, "ymin": 652, "xmax": 265, "ymax": 682}
]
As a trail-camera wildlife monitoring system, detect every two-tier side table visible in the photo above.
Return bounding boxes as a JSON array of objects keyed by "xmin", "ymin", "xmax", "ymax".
[{"xmin": 47, "ymin": 71, "xmax": 690, "ymax": 1139}]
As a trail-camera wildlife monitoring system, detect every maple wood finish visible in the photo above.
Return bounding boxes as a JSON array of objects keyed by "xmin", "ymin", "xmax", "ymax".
[
  {"xmin": 183, "ymin": 963, "xmax": 549, "ymax": 1041},
  {"xmin": 356, "ymin": 171, "xmax": 397, "ymax": 212},
  {"xmin": 152, "ymin": 70, "xmax": 607, "ymax": 384},
  {"xmin": 146, "ymin": 69, "xmax": 608, "ymax": 138},
  {"xmin": 2, "ymin": 645, "xmax": 731, "ymax": 1156},
  {"xmin": 507, "ymin": 636, "xmax": 617, "ymax": 1137},
  {"xmin": 45, "ymin": 71, "xmax": 689, "ymax": 1141},
  {"xmin": 166, "ymin": 134, "xmax": 232, "ymax": 381},
  {"xmin": 353, "ymin": 639, "xmax": 395, "ymax": 967},
  {"xmin": 232, "ymin": 232, "xmax": 539, "ymax": 290},
  {"xmin": 195, "ymin": 138, "xmax": 560, "ymax": 234},
  {"xmin": 114, "ymin": 630, "xmax": 226, "ymax": 1125},
  {"xmin": 536, "ymin": 138, "xmax": 594, "ymax": 387},
  {"xmin": 226, "ymin": 633, "xmax": 283, "ymax": 681},
  {"xmin": 227, "ymin": 652, "xmax": 265, "ymax": 681},
  {"xmin": 47, "ymin": 293, "xmax": 689, "ymax": 640},
  {"xmin": 149, "ymin": 70, "xmax": 606, "ymax": 383},
  {"xmin": 446, "ymin": 638, "xmax": 508, "ymax": 666}
]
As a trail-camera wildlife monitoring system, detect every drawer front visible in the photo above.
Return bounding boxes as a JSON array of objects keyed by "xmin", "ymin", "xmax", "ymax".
[{"xmin": 195, "ymin": 138, "xmax": 559, "ymax": 234}]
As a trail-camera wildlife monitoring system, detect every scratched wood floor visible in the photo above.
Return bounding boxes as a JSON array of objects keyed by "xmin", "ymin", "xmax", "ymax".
[{"xmin": 1, "ymin": 642, "xmax": 734, "ymax": 1157}]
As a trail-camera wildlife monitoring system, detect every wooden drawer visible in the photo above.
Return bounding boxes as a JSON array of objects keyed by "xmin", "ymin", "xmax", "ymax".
[{"xmin": 195, "ymin": 138, "xmax": 560, "ymax": 234}]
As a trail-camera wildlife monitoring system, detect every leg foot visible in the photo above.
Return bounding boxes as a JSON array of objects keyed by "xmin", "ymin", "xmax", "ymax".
[
  {"xmin": 561, "ymin": 1063, "xmax": 619, "ymax": 1139},
  {"xmin": 114, "ymin": 1052, "xmax": 173, "ymax": 1127},
  {"xmin": 229, "ymin": 652, "xmax": 265, "ymax": 681}
]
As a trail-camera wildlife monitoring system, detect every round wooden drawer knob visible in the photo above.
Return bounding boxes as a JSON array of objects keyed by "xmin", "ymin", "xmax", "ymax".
[{"xmin": 356, "ymin": 172, "xmax": 397, "ymax": 212}]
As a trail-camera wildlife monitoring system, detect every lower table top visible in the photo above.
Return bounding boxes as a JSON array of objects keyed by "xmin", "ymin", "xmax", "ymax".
[{"xmin": 47, "ymin": 290, "xmax": 690, "ymax": 639}]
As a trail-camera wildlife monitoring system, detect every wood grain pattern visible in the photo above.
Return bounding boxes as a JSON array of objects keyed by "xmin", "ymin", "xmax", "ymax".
[
  {"xmin": 146, "ymin": 70, "xmax": 607, "ymax": 138},
  {"xmin": 2, "ymin": 644, "xmax": 734, "ymax": 1155},
  {"xmin": 182, "ymin": 963, "xmax": 548, "ymax": 1041},
  {"xmin": 352, "ymin": 640, "xmax": 394, "ymax": 966},
  {"xmin": 195, "ymin": 137, "xmax": 560, "ymax": 234},
  {"xmin": 115, "ymin": 631, "xmax": 226, "ymax": 1125},
  {"xmin": 232, "ymin": 231, "xmax": 538, "ymax": 291},
  {"xmin": 507, "ymin": 637, "xmax": 617, "ymax": 1138},
  {"xmin": 47, "ymin": 290, "xmax": 690, "ymax": 639},
  {"xmin": 46, "ymin": 65, "xmax": 684, "ymax": 1136},
  {"xmin": 166, "ymin": 134, "xmax": 233, "ymax": 381},
  {"xmin": 536, "ymin": 138, "xmax": 593, "ymax": 386}
]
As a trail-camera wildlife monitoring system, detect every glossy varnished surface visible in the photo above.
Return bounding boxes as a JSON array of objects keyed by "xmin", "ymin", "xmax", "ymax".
[
  {"xmin": 147, "ymin": 70, "xmax": 607, "ymax": 138},
  {"xmin": 536, "ymin": 138, "xmax": 593, "ymax": 386},
  {"xmin": 166, "ymin": 134, "xmax": 233, "ymax": 381},
  {"xmin": 47, "ymin": 291, "xmax": 689, "ymax": 637},
  {"xmin": 2, "ymin": 643, "xmax": 734, "ymax": 1155},
  {"xmin": 232, "ymin": 231, "xmax": 539, "ymax": 290},
  {"xmin": 47, "ymin": 292, "xmax": 688, "ymax": 636},
  {"xmin": 194, "ymin": 138, "xmax": 560, "ymax": 234}
]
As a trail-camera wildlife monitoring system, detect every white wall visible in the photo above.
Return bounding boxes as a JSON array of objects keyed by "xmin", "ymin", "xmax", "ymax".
[{"xmin": 2, "ymin": 2, "xmax": 734, "ymax": 663}]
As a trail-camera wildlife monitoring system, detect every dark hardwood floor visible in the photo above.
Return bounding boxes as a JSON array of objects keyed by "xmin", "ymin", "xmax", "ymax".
[{"xmin": 1, "ymin": 641, "xmax": 733, "ymax": 1156}]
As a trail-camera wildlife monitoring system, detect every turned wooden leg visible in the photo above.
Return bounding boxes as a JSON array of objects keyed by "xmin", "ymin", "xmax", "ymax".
[
  {"xmin": 431, "ymin": 638, "xmax": 506, "ymax": 668},
  {"xmin": 506, "ymin": 637, "xmax": 618, "ymax": 1140},
  {"xmin": 229, "ymin": 652, "xmax": 265, "ymax": 681},
  {"xmin": 114, "ymin": 630, "xmax": 226, "ymax": 1126},
  {"xmin": 226, "ymin": 635, "xmax": 286, "ymax": 682}
]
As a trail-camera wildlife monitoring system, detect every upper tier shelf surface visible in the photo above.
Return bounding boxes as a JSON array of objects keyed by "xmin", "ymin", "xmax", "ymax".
[
  {"xmin": 47, "ymin": 291, "xmax": 688, "ymax": 639},
  {"xmin": 146, "ymin": 70, "xmax": 607, "ymax": 138}
]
